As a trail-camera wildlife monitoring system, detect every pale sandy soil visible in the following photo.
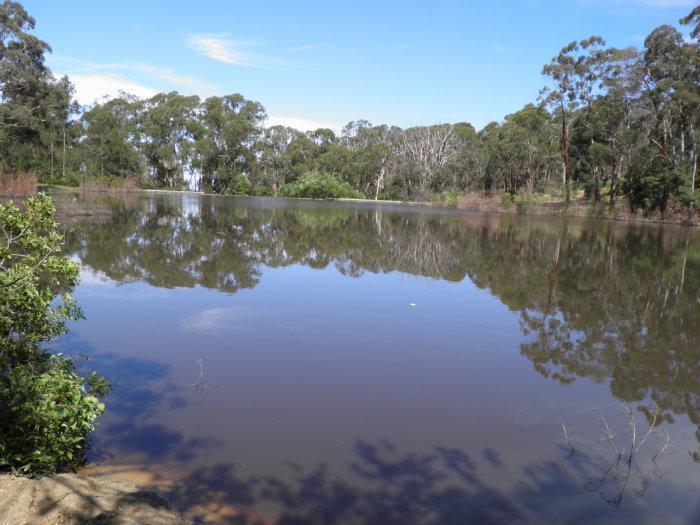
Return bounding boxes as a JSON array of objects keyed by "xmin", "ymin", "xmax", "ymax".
[{"xmin": 0, "ymin": 473, "xmax": 192, "ymax": 525}]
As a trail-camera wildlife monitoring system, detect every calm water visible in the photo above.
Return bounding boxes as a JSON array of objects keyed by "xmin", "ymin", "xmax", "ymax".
[{"xmin": 51, "ymin": 191, "xmax": 700, "ymax": 525}]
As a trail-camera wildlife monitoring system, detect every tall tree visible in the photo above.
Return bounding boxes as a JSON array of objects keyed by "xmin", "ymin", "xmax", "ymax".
[
  {"xmin": 541, "ymin": 36, "xmax": 609, "ymax": 203},
  {"xmin": 139, "ymin": 92, "xmax": 201, "ymax": 189},
  {"xmin": 80, "ymin": 94, "xmax": 143, "ymax": 179},
  {"xmin": 197, "ymin": 94, "xmax": 266, "ymax": 193},
  {"xmin": 0, "ymin": 0, "xmax": 74, "ymax": 174}
]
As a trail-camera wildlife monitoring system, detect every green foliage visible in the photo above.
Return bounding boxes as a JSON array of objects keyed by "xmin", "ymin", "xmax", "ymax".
[
  {"xmin": 0, "ymin": 194, "xmax": 80, "ymax": 362},
  {"xmin": 252, "ymin": 185, "xmax": 273, "ymax": 197},
  {"xmin": 0, "ymin": 193, "xmax": 106, "ymax": 476},
  {"xmin": 80, "ymin": 96, "xmax": 144, "ymax": 180},
  {"xmin": 428, "ymin": 190, "xmax": 461, "ymax": 207},
  {"xmin": 0, "ymin": 356, "xmax": 105, "ymax": 476},
  {"xmin": 499, "ymin": 192, "xmax": 514, "ymax": 210},
  {"xmin": 1, "ymin": 1, "xmax": 699, "ymax": 211},
  {"xmin": 226, "ymin": 173, "xmax": 252, "ymax": 196},
  {"xmin": 624, "ymin": 159, "xmax": 693, "ymax": 213},
  {"xmin": 513, "ymin": 190, "xmax": 539, "ymax": 213},
  {"xmin": 279, "ymin": 171, "xmax": 364, "ymax": 199}
]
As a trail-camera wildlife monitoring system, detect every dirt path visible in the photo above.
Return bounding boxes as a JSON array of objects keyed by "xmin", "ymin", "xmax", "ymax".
[{"xmin": 0, "ymin": 473, "xmax": 192, "ymax": 525}]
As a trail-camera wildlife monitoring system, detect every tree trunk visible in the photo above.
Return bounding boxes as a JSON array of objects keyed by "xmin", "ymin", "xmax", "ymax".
[
  {"xmin": 562, "ymin": 113, "xmax": 571, "ymax": 204},
  {"xmin": 593, "ymin": 166, "xmax": 600, "ymax": 204},
  {"xmin": 62, "ymin": 128, "xmax": 66, "ymax": 180},
  {"xmin": 374, "ymin": 165, "xmax": 386, "ymax": 200},
  {"xmin": 610, "ymin": 157, "xmax": 620, "ymax": 209},
  {"xmin": 691, "ymin": 124, "xmax": 697, "ymax": 194}
]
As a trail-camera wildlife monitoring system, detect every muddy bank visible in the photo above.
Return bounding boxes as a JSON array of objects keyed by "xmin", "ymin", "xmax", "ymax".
[{"xmin": 0, "ymin": 473, "xmax": 192, "ymax": 525}]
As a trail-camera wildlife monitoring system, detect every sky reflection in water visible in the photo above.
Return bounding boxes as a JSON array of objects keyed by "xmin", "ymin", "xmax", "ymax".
[{"xmin": 52, "ymin": 192, "xmax": 700, "ymax": 525}]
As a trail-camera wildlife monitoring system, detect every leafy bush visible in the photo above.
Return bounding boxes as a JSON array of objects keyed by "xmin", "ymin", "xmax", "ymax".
[
  {"xmin": 0, "ymin": 357, "xmax": 105, "ymax": 476},
  {"xmin": 279, "ymin": 171, "xmax": 364, "ymax": 199},
  {"xmin": 252, "ymin": 186, "xmax": 273, "ymax": 197},
  {"xmin": 624, "ymin": 157, "xmax": 693, "ymax": 213},
  {"xmin": 42, "ymin": 171, "xmax": 82, "ymax": 188},
  {"xmin": 428, "ymin": 190, "xmax": 461, "ymax": 207},
  {"xmin": 499, "ymin": 192, "xmax": 514, "ymax": 210},
  {"xmin": 227, "ymin": 173, "xmax": 252, "ymax": 196},
  {"xmin": 0, "ymin": 194, "xmax": 107, "ymax": 476}
]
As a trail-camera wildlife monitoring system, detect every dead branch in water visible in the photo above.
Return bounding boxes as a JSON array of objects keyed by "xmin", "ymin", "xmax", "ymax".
[{"xmin": 561, "ymin": 402, "xmax": 674, "ymax": 509}]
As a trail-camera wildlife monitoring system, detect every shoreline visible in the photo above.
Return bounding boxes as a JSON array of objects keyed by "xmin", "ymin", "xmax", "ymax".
[
  {"xmin": 37, "ymin": 184, "xmax": 699, "ymax": 227},
  {"xmin": 0, "ymin": 472, "xmax": 192, "ymax": 525}
]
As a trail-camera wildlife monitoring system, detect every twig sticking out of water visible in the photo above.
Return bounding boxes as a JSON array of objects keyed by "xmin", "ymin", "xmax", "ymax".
[
  {"xmin": 186, "ymin": 358, "xmax": 205, "ymax": 389},
  {"xmin": 561, "ymin": 421, "xmax": 575, "ymax": 458},
  {"xmin": 562, "ymin": 402, "xmax": 674, "ymax": 510}
]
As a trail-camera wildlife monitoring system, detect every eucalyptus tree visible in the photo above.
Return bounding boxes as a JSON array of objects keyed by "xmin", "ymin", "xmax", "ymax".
[
  {"xmin": 0, "ymin": 0, "xmax": 75, "ymax": 174},
  {"xmin": 450, "ymin": 122, "xmax": 480, "ymax": 191},
  {"xmin": 401, "ymin": 124, "xmax": 460, "ymax": 197},
  {"xmin": 681, "ymin": 4, "xmax": 700, "ymax": 41},
  {"xmin": 80, "ymin": 94, "xmax": 143, "ymax": 179},
  {"xmin": 197, "ymin": 94, "xmax": 266, "ymax": 193},
  {"xmin": 258, "ymin": 125, "xmax": 298, "ymax": 194},
  {"xmin": 506, "ymin": 104, "xmax": 557, "ymax": 194},
  {"xmin": 338, "ymin": 122, "xmax": 398, "ymax": 198},
  {"xmin": 139, "ymin": 92, "xmax": 202, "ymax": 189},
  {"xmin": 541, "ymin": 36, "xmax": 610, "ymax": 203}
]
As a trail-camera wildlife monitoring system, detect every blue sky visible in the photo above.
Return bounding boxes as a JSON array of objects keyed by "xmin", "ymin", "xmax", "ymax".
[{"xmin": 23, "ymin": 0, "xmax": 696, "ymax": 131}]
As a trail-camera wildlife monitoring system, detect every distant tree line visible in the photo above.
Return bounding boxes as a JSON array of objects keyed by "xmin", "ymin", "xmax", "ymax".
[{"xmin": 1, "ymin": 1, "xmax": 699, "ymax": 213}]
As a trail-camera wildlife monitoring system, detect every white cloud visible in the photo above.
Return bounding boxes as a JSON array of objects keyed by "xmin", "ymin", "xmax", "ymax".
[
  {"xmin": 65, "ymin": 73, "xmax": 158, "ymax": 105},
  {"xmin": 78, "ymin": 266, "xmax": 113, "ymax": 286},
  {"xmin": 267, "ymin": 115, "xmax": 343, "ymax": 133},
  {"xmin": 185, "ymin": 33, "xmax": 272, "ymax": 67},
  {"xmin": 53, "ymin": 57, "xmax": 220, "ymax": 105},
  {"xmin": 182, "ymin": 307, "xmax": 249, "ymax": 334}
]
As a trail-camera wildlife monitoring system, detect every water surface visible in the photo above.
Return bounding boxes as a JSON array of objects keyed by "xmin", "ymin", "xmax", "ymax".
[{"xmin": 52, "ymin": 191, "xmax": 700, "ymax": 525}]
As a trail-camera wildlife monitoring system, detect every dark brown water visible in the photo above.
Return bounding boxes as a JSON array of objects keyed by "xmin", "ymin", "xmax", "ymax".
[{"xmin": 52, "ymin": 191, "xmax": 700, "ymax": 525}]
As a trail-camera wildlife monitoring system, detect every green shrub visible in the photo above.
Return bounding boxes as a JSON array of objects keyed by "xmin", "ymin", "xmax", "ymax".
[
  {"xmin": 500, "ymin": 192, "xmax": 514, "ymax": 210},
  {"xmin": 428, "ymin": 190, "xmax": 461, "ymax": 207},
  {"xmin": 252, "ymin": 186, "xmax": 273, "ymax": 197},
  {"xmin": 624, "ymin": 158, "xmax": 693, "ymax": 213},
  {"xmin": 42, "ymin": 171, "xmax": 82, "ymax": 188},
  {"xmin": 0, "ymin": 194, "xmax": 107, "ymax": 476},
  {"xmin": 227, "ymin": 173, "xmax": 252, "ymax": 196},
  {"xmin": 279, "ymin": 170, "xmax": 364, "ymax": 199},
  {"xmin": 0, "ymin": 357, "xmax": 105, "ymax": 476},
  {"xmin": 513, "ymin": 190, "xmax": 544, "ymax": 213}
]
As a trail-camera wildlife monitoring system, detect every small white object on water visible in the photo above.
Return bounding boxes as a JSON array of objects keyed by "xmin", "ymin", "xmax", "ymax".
[{"xmin": 409, "ymin": 303, "xmax": 416, "ymax": 307}]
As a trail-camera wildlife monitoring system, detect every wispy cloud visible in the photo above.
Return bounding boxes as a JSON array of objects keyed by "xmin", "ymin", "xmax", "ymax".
[
  {"xmin": 289, "ymin": 44, "xmax": 318, "ymax": 52},
  {"xmin": 490, "ymin": 44, "xmax": 507, "ymax": 53},
  {"xmin": 125, "ymin": 63, "xmax": 219, "ymax": 93},
  {"xmin": 185, "ymin": 33, "xmax": 275, "ymax": 68},
  {"xmin": 51, "ymin": 57, "xmax": 220, "ymax": 104}
]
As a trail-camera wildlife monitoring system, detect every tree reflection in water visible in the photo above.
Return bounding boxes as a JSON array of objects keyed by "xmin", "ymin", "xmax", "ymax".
[{"xmin": 56, "ymin": 191, "xmax": 700, "ymax": 522}]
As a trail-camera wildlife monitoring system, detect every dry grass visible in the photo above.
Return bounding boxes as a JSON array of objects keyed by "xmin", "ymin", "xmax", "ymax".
[
  {"xmin": 456, "ymin": 192, "xmax": 511, "ymax": 212},
  {"xmin": 0, "ymin": 172, "xmax": 37, "ymax": 197},
  {"xmin": 455, "ymin": 191, "xmax": 698, "ymax": 226}
]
